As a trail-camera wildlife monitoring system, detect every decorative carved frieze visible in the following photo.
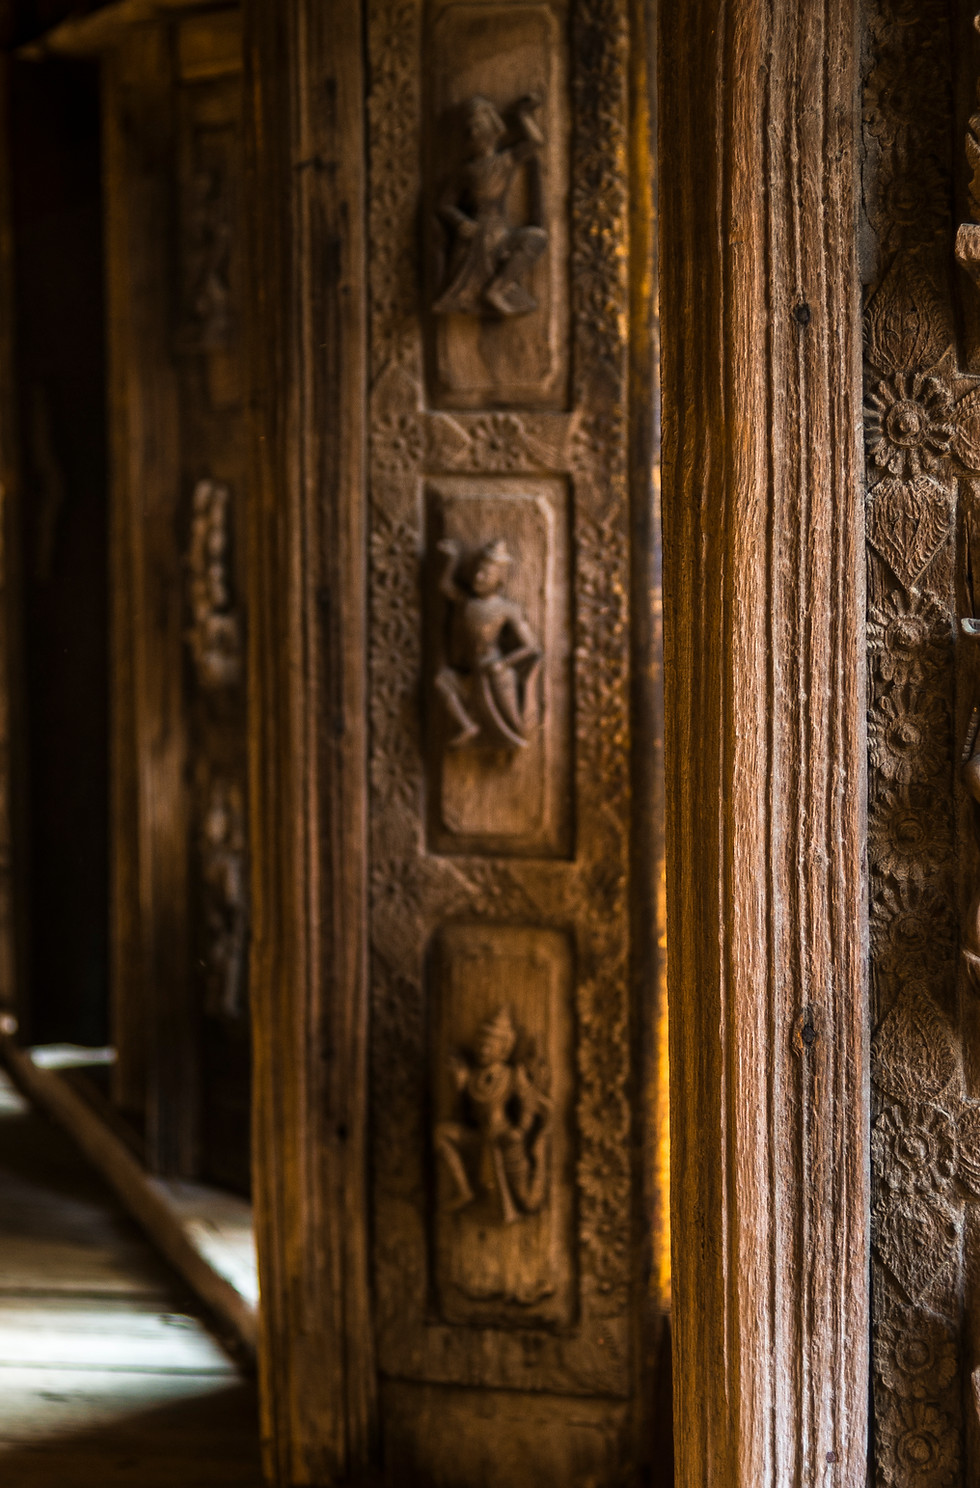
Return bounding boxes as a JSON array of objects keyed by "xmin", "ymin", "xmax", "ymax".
[
  {"xmin": 366, "ymin": 0, "xmax": 632, "ymax": 1443},
  {"xmin": 186, "ymin": 478, "xmax": 243, "ymax": 690},
  {"xmin": 862, "ymin": 3, "xmax": 980, "ymax": 1481}
]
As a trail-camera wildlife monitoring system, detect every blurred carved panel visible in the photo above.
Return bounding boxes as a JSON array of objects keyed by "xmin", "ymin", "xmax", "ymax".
[
  {"xmin": 368, "ymin": 0, "xmax": 635, "ymax": 1450},
  {"xmin": 105, "ymin": 10, "xmax": 249, "ymax": 1186},
  {"xmin": 425, "ymin": 477, "xmax": 571, "ymax": 855},
  {"xmin": 424, "ymin": 2, "xmax": 568, "ymax": 408},
  {"xmin": 381, "ymin": 1382, "xmax": 628, "ymax": 1487},
  {"xmin": 431, "ymin": 924, "xmax": 575, "ymax": 1328}
]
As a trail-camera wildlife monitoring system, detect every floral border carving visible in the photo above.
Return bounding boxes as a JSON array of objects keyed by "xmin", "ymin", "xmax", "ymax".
[{"xmin": 861, "ymin": 3, "xmax": 980, "ymax": 1482}]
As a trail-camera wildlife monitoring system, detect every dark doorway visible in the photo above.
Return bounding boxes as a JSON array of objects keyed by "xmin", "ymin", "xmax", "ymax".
[{"xmin": 10, "ymin": 57, "xmax": 109, "ymax": 1048}]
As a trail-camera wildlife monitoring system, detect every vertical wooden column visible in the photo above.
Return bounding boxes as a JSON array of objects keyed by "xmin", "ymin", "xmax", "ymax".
[
  {"xmin": 0, "ymin": 54, "xmax": 19, "ymax": 1033},
  {"xmin": 242, "ymin": 2, "xmax": 375, "ymax": 1483},
  {"xmin": 104, "ymin": 30, "xmax": 192, "ymax": 1167},
  {"xmin": 659, "ymin": 1, "xmax": 868, "ymax": 1484}
]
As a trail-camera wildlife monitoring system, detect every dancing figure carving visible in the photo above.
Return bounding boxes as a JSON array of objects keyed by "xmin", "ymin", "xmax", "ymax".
[
  {"xmin": 435, "ymin": 1007, "xmax": 551, "ymax": 1226},
  {"xmin": 435, "ymin": 536, "xmax": 541, "ymax": 750},
  {"xmin": 433, "ymin": 93, "xmax": 547, "ymax": 319}
]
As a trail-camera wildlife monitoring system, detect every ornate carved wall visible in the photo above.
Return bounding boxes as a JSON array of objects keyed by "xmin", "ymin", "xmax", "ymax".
[
  {"xmin": 863, "ymin": 3, "xmax": 980, "ymax": 1482},
  {"xmin": 364, "ymin": 0, "xmax": 650, "ymax": 1477}
]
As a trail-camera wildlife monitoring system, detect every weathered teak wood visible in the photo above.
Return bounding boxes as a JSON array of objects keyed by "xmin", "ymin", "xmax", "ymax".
[
  {"xmin": 659, "ymin": 1, "xmax": 868, "ymax": 1484},
  {"xmin": 0, "ymin": 57, "xmax": 20, "ymax": 1040},
  {"xmin": 246, "ymin": 0, "xmax": 664, "ymax": 1482},
  {"xmin": 104, "ymin": 26, "xmax": 192, "ymax": 1167},
  {"xmin": 103, "ymin": 8, "xmax": 250, "ymax": 1185},
  {"xmin": 243, "ymin": 1, "xmax": 375, "ymax": 1481}
]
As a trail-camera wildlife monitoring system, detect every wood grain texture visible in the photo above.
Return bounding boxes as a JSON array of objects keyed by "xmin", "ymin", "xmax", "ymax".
[
  {"xmin": 242, "ymin": 0, "xmax": 375, "ymax": 1481},
  {"xmin": 104, "ymin": 29, "xmax": 193, "ymax": 1162},
  {"xmin": 659, "ymin": 0, "xmax": 868, "ymax": 1483}
]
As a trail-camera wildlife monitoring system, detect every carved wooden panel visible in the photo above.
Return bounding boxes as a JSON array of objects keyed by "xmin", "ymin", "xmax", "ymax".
[
  {"xmin": 367, "ymin": 0, "xmax": 638, "ymax": 1475},
  {"xmin": 431, "ymin": 924, "xmax": 574, "ymax": 1327},
  {"xmin": 424, "ymin": 476, "xmax": 571, "ymax": 855},
  {"xmin": 423, "ymin": 2, "xmax": 568, "ymax": 408},
  {"xmin": 862, "ymin": 2, "xmax": 980, "ymax": 1482}
]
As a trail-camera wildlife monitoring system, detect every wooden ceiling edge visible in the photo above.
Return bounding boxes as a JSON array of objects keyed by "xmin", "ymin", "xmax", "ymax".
[{"xmin": 17, "ymin": 0, "xmax": 239, "ymax": 59}]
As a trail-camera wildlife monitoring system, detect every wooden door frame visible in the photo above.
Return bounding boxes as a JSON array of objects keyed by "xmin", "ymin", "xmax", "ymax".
[{"xmin": 659, "ymin": 0, "xmax": 869, "ymax": 1483}]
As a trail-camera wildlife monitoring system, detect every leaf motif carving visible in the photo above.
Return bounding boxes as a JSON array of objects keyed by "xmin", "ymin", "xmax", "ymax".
[
  {"xmin": 872, "ymin": 991, "xmax": 958, "ymax": 1106},
  {"xmin": 951, "ymin": 387, "xmax": 980, "ymax": 471},
  {"xmin": 866, "ymin": 477, "xmax": 951, "ymax": 592},
  {"xmin": 873, "ymin": 1194, "xmax": 960, "ymax": 1305},
  {"xmin": 864, "ymin": 252, "xmax": 954, "ymax": 375}
]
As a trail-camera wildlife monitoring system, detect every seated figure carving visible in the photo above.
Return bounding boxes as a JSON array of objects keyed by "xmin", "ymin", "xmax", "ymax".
[
  {"xmin": 435, "ymin": 536, "xmax": 542, "ymax": 750},
  {"xmin": 433, "ymin": 93, "xmax": 547, "ymax": 319},
  {"xmin": 435, "ymin": 1006, "xmax": 551, "ymax": 1226}
]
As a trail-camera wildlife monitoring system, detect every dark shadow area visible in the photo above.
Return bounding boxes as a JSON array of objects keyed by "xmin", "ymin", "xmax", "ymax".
[
  {"xmin": 0, "ymin": 1378, "xmax": 265, "ymax": 1488},
  {"xmin": 10, "ymin": 56, "xmax": 109, "ymax": 1046}
]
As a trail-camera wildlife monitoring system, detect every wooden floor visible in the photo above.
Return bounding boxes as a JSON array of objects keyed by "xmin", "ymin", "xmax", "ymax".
[{"xmin": 0, "ymin": 1067, "xmax": 265, "ymax": 1486}]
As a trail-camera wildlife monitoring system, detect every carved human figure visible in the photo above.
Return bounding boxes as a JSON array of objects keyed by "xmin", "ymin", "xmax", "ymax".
[
  {"xmin": 187, "ymin": 479, "xmax": 243, "ymax": 690},
  {"xmin": 433, "ymin": 94, "xmax": 547, "ymax": 318},
  {"xmin": 435, "ymin": 1006, "xmax": 551, "ymax": 1226},
  {"xmin": 201, "ymin": 780, "xmax": 247, "ymax": 1019},
  {"xmin": 435, "ymin": 536, "xmax": 542, "ymax": 749}
]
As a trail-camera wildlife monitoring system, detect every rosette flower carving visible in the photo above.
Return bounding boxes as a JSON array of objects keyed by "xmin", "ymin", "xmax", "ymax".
[
  {"xmin": 875, "ymin": 1306, "xmax": 957, "ymax": 1401},
  {"xmin": 865, "ymin": 373, "xmax": 953, "ymax": 478},
  {"xmin": 870, "ymin": 881, "xmax": 956, "ymax": 975},
  {"xmin": 868, "ymin": 591, "xmax": 950, "ymax": 685},
  {"xmin": 868, "ymin": 689, "xmax": 948, "ymax": 784},
  {"xmin": 868, "ymin": 786, "xmax": 952, "ymax": 880},
  {"xmin": 876, "ymin": 1398, "xmax": 958, "ymax": 1488},
  {"xmin": 872, "ymin": 1103, "xmax": 956, "ymax": 1198},
  {"xmin": 371, "ymin": 413, "xmax": 425, "ymax": 473}
]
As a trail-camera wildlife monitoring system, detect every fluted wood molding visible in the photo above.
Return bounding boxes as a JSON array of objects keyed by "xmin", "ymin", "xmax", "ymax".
[
  {"xmin": 660, "ymin": 1, "xmax": 868, "ymax": 1482},
  {"xmin": 243, "ymin": 1, "xmax": 376, "ymax": 1481}
]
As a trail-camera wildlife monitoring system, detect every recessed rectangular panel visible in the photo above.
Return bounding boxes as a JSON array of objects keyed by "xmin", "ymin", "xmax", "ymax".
[
  {"xmin": 424, "ymin": 3, "xmax": 569, "ymax": 409},
  {"xmin": 382, "ymin": 1381, "xmax": 628, "ymax": 1488},
  {"xmin": 425, "ymin": 477, "xmax": 571, "ymax": 857},
  {"xmin": 431, "ymin": 924, "xmax": 575, "ymax": 1329}
]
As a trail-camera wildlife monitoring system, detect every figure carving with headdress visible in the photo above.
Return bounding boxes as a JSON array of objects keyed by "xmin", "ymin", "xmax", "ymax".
[
  {"xmin": 435, "ymin": 1006, "xmax": 551, "ymax": 1226},
  {"xmin": 435, "ymin": 536, "xmax": 542, "ymax": 750},
  {"xmin": 433, "ymin": 93, "xmax": 547, "ymax": 319}
]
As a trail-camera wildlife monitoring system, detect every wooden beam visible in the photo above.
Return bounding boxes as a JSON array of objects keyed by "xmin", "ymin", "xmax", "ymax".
[
  {"xmin": 242, "ymin": 0, "xmax": 375, "ymax": 1482},
  {"xmin": 659, "ymin": 0, "xmax": 868, "ymax": 1482}
]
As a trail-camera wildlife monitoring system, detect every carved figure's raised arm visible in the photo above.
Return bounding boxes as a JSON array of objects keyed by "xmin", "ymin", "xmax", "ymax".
[
  {"xmin": 437, "ymin": 538, "xmax": 466, "ymax": 603},
  {"xmin": 511, "ymin": 94, "xmax": 545, "ymax": 156},
  {"xmin": 448, "ymin": 1049, "xmax": 470, "ymax": 1091}
]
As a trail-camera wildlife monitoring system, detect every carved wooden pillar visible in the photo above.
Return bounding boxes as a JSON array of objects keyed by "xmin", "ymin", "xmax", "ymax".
[
  {"xmin": 659, "ymin": 1, "xmax": 868, "ymax": 1484},
  {"xmin": 245, "ymin": 0, "xmax": 664, "ymax": 1482},
  {"xmin": 103, "ymin": 7, "xmax": 251, "ymax": 1182}
]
